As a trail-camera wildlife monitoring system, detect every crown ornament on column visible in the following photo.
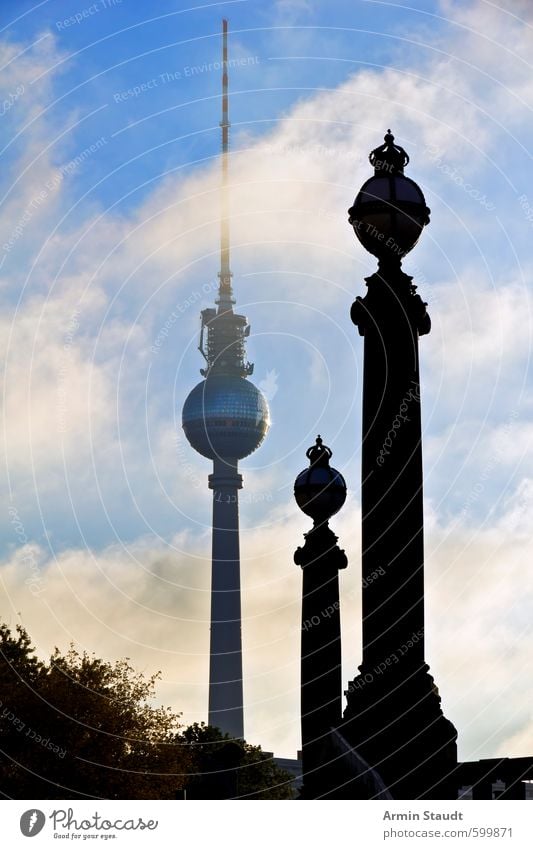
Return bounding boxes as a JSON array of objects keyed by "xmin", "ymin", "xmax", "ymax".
[{"xmin": 369, "ymin": 129, "xmax": 409, "ymax": 175}]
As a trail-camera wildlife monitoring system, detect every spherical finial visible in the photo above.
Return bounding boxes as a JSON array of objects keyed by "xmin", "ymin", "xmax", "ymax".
[
  {"xmin": 348, "ymin": 131, "xmax": 430, "ymax": 262},
  {"xmin": 294, "ymin": 436, "xmax": 347, "ymax": 524}
]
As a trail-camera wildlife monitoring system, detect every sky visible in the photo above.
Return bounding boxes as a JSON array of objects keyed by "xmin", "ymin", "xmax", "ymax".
[{"xmin": 0, "ymin": 0, "xmax": 533, "ymax": 762}]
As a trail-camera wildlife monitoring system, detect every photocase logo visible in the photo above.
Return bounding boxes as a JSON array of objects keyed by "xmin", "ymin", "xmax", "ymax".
[{"xmin": 20, "ymin": 809, "xmax": 46, "ymax": 837}]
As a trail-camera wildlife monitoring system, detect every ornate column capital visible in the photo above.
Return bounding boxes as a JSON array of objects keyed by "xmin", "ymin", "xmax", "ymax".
[
  {"xmin": 294, "ymin": 523, "xmax": 348, "ymax": 571},
  {"xmin": 351, "ymin": 267, "xmax": 430, "ymax": 337}
]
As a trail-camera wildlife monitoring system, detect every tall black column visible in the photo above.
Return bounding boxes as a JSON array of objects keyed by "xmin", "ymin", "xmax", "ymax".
[
  {"xmin": 208, "ymin": 458, "xmax": 244, "ymax": 739},
  {"xmin": 359, "ymin": 267, "xmax": 426, "ymax": 669},
  {"xmin": 342, "ymin": 265, "xmax": 457, "ymax": 799}
]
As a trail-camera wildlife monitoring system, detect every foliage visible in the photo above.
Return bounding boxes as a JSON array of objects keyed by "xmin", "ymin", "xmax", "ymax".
[
  {"xmin": 0, "ymin": 623, "xmax": 190, "ymax": 799},
  {"xmin": 0, "ymin": 623, "xmax": 295, "ymax": 799},
  {"xmin": 183, "ymin": 722, "xmax": 295, "ymax": 799}
]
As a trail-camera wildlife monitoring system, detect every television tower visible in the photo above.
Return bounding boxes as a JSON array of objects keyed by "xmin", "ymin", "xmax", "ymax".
[{"xmin": 182, "ymin": 20, "xmax": 270, "ymax": 739}]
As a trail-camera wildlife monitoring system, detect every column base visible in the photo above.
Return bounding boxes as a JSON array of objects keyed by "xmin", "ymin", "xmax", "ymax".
[{"xmin": 341, "ymin": 663, "xmax": 458, "ymax": 799}]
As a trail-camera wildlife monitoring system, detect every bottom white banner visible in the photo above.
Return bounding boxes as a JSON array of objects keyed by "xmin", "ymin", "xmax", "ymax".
[{"xmin": 1, "ymin": 799, "xmax": 532, "ymax": 848}]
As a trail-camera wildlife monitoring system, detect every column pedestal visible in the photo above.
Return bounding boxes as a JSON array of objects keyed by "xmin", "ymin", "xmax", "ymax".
[{"xmin": 343, "ymin": 663, "xmax": 457, "ymax": 798}]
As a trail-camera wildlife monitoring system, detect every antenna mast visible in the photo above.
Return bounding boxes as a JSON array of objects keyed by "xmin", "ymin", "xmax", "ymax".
[
  {"xmin": 218, "ymin": 18, "xmax": 233, "ymax": 306},
  {"xmin": 198, "ymin": 20, "xmax": 252, "ymax": 377}
]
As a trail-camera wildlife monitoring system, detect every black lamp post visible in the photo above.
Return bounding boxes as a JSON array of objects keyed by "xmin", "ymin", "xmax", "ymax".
[
  {"xmin": 294, "ymin": 436, "xmax": 348, "ymax": 799},
  {"xmin": 342, "ymin": 132, "xmax": 458, "ymax": 799}
]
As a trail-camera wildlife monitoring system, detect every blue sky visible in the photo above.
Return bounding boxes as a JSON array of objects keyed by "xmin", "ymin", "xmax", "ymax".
[{"xmin": 1, "ymin": 0, "xmax": 533, "ymax": 762}]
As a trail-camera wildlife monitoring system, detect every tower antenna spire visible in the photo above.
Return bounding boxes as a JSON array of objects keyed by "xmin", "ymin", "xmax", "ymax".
[{"xmin": 218, "ymin": 18, "xmax": 233, "ymax": 307}]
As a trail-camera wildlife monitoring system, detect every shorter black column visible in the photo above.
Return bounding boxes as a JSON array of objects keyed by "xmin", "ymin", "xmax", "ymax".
[
  {"xmin": 293, "ymin": 436, "xmax": 348, "ymax": 799},
  {"xmin": 295, "ymin": 524, "xmax": 347, "ymax": 798}
]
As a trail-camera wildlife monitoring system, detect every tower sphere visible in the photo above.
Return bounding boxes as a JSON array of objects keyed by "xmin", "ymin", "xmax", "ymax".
[
  {"xmin": 182, "ymin": 374, "xmax": 270, "ymax": 461},
  {"xmin": 348, "ymin": 130, "xmax": 430, "ymax": 261},
  {"xmin": 294, "ymin": 436, "xmax": 347, "ymax": 524}
]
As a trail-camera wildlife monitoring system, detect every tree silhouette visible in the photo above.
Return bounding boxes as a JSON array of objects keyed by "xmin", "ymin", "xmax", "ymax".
[
  {"xmin": 0, "ymin": 623, "xmax": 295, "ymax": 799},
  {"xmin": 0, "ymin": 623, "xmax": 191, "ymax": 798},
  {"xmin": 183, "ymin": 722, "xmax": 294, "ymax": 799}
]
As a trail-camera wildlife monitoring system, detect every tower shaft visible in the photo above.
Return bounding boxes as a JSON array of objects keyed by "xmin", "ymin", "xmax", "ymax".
[{"xmin": 208, "ymin": 459, "xmax": 243, "ymax": 738}]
